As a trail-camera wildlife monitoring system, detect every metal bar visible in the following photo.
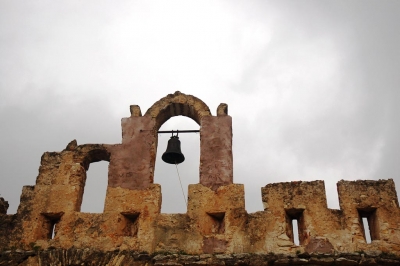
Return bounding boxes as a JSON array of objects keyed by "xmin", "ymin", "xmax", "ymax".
[{"xmin": 157, "ymin": 130, "xmax": 199, "ymax": 134}]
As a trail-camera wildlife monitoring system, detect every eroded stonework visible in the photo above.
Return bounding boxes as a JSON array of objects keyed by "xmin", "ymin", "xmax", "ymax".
[{"xmin": 1, "ymin": 92, "xmax": 399, "ymax": 265}]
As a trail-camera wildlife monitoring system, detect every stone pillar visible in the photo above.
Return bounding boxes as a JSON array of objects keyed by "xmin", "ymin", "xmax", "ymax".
[
  {"xmin": 199, "ymin": 116, "xmax": 233, "ymax": 191},
  {"xmin": 104, "ymin": 114, "xmax": 160, "ymax": 253},
  {"xmin": 19, "ymin": 151, "xmax": 87, "ymax": 246},
  {"xmin": 107, "ymin": 115, "xmax": 156, "ymax": 190}
]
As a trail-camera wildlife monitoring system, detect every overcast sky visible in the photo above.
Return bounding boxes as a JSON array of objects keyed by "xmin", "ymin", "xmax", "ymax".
[{"xmin": 1, "ymin": 1, "xmax": 399, "ymax": 214}]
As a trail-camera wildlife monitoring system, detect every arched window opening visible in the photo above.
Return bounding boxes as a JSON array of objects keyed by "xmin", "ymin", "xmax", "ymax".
[
  {"xmin": 154, "ymin": 117, "xmax": 200, "ymax": 213},
  {"xmin": 81, "ymin": 161, "xmax": 109, "ymax": 213}
]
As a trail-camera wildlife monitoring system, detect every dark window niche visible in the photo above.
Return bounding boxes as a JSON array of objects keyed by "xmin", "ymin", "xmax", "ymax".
[
  {"xmin": 121, "ymin": 212, "xmax": 140, "ymax": 237},
  {"xmin": 207, "ymin": 212, "xmax": 225, "ymax": 234},
  {"xmin": 41, "ymin": 212, "xmax": 63, "ymax": 239}
]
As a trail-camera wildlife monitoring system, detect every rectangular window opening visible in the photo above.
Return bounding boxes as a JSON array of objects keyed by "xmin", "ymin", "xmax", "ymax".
[
  {"xmin": 207, "ymin": 212, "xmax": 225, "ymax": 234},
  {"xmin": 285, "ymin": 209, "xmax": 304, "ymax": 245},
  {"xmin": 121, "ymin": 212, "xmax": 140, "ymax": 237},
  {"xmin": 358, "ymin": 208, "xmax": 379, "ymax": 243},
  {"xmin": 80, "ymin": 161, "xmax": 109, "ymax": 213}
]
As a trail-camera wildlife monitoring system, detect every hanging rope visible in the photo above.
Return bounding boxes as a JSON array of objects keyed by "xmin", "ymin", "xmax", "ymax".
[{"xmin": 175, "ymin": 163, "xmax": 187, "ymax": 206}]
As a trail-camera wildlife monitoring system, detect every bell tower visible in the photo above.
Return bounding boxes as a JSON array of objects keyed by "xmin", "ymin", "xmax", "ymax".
[
  {"xmin": 107, "ymin": 90, "xmax": 233, "ymax": 191},
  {"xmin": 1, "ymin": 91, "xmax": 400, "ymax": 265}
]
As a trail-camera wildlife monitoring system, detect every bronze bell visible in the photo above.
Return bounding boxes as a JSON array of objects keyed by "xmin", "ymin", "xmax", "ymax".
[{"xmin": 162, "ymin": 136, "xmax": 185, "ymax": 164}]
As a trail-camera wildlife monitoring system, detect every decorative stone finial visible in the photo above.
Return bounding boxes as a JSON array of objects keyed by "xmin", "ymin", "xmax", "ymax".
[
  {"xmin": 130, "ymin": 105, "xmax": 142, "ymax": 117},
  {"xmin": 217, "ymin": 103, "xmax": 228, "ymax": 116}
]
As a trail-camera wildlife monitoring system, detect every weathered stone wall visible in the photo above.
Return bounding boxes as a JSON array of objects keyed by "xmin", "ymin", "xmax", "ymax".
[
  {"xmin": 259, "ymin": 179, "xmax": 400, "ymax": 254},
  {"xmin": 1, "ymin": 92, "xmax": 399, "ymax": 265},
  {"xmin": 2, "ymin": 248, "xmax": 400, "ymax": 266}
]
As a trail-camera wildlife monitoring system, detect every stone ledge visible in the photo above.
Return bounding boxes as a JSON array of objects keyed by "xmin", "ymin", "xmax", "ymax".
[{"xmin": 1, "ymin": 248, "xmax": 400, "ymax": 266}]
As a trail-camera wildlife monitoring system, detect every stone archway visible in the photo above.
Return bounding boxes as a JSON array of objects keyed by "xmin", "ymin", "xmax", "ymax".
[
  {"xmin": 144, "ymin": 91, "xmax": 212, "ymax": 130},
  {"xmin": 144, "ymin": 91, "xmax": 233, "ymax": 191},
  {"xmin": 107, "ymin": 91, "xmax": 232, "ymax": 193}
]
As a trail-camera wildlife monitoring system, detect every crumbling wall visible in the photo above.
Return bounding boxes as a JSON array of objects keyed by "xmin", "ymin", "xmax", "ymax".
[
  {"xmin": 257, "ymin": 179, "xmax": 400, "ymax": 254},
  {"xmin": 2, "ymin": 248, "xmax": 400, "ymax": 266},
  {"xmin": 337, "ymin": 179, "xmax": 400, "ymax": 253},
  {"xmin": 1, "ymin": 92, "xmax": 399, "ymax": 265}
]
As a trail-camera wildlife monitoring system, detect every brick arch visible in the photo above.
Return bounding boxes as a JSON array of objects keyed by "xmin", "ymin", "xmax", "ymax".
[{"xmin": 144, "ymin": 91, "xmax": 212, "ymax": 130}]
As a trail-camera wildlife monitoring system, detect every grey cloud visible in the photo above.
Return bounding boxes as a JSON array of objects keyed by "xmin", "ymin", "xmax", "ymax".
[{"xmin": 1, "ymin": 1, "xmax": 399, "ymax": 214}]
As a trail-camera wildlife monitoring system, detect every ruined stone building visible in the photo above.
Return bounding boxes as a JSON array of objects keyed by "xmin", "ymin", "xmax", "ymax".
[{"xmin": 1, "ymin": 92, "xmax": 400, "ymax": 265}]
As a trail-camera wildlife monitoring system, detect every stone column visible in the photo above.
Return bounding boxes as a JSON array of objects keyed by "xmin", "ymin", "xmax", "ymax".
[{"xmin": 199, "ymin": 115, "xmax": 233, "ymax": 191}]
